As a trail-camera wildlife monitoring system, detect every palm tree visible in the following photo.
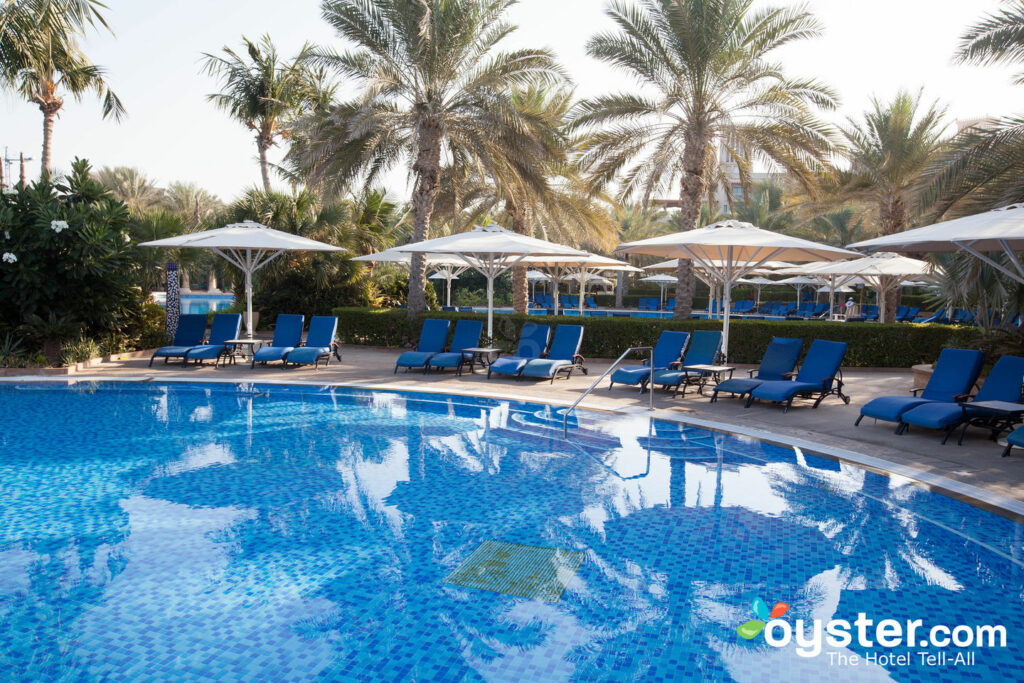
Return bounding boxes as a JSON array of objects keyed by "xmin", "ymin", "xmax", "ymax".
[
  {"xmin": 93, "ymin": 166, "xmax": 165, "ymax": 213},
  {"xmin": 573, "ymin": 0, "xmax": 838, "ymax": 317},
  {"xmin": 0, "ymin": 0, "xmax": 124, "ymax": 175},
  {"xmin": 286, "ymin": 0, "xmax": 564, "ymax": 315},
  {"xmin": 612, "ymin": 203, "xmax": 669, "ymax": 306},
  {"xmin": 791, "ymin": 208, "xmax": 867, "ymax": 248},
  {"xmin": 165, "ymin": 181, "xmax": 223, "ymax": 227},
  {"xmin": 202, "ymin": 34, "xmax": 323, "ymax": 192}
]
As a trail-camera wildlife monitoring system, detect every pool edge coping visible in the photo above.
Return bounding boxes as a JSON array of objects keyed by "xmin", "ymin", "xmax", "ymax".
[{"xmin": 4, "ymin": 372, "xmax": 1023, "ymax": 523}]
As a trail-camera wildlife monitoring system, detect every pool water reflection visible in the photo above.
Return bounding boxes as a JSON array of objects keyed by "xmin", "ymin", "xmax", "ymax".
[{"xmin": 0, "ymin": 382, "xmax": 1020, "ymax": 681}]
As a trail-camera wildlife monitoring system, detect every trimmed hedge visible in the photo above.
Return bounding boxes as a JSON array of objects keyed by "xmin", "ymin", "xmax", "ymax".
[{"xmin": 332, "ymin": 307, "xmax": 978, "ymax": 368}]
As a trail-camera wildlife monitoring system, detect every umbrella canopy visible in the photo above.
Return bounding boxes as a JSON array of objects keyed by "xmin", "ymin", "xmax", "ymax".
[
  {"xmin": 818, "ymin": 284, "xmax": 854, "ymax": 294},
  {"xmin": 396, "ymin": 225, "xmax": 587, "ymax": 339},
  {"xmin": 353, "ymin": 247, "xmax": 471, "ymax": 308},
  {"xmin": 790, "ymin": 253, "xmax": 931, "ymax": 322},
  {"xmin": 847, "ymin": 204, "xmax": 1024, "ymax": 284},
  {"xmin": 140, "ymin": 220, "xmax": 346, "ymax": 337},
  {"xmin": 525, "ymin": 270, "xmax": 550, "ymax": 281},
  {"xmin": 617, "ymin": 220, "xmax": 856, "ymax": 359},
  {"xmin": 521, "ymin": 252, "xmax": 639, "ymax": 316}
]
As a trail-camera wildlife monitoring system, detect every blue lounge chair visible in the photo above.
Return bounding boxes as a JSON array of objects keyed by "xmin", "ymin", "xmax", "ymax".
[
  {"xmin": 427, "ymin": 319, "xmax": 484, "ymax": 375},
  {"xmin": 487, "ymin": 323, "xmax": 551, "ymax": 378},
  {"xmin": 1002, "ymin": 425, "xmax": 1024, "ymax": 457},
  {"xmin": 855, "ymin": 348, "xmax": 984, "ymax": 431},
  {"xmin": 746, "ymin": 340, "xmax": 850, "ymax": 412},
  {"xmin": 184, "ymin": 313, "xmax": 242, "ymax": 366},
  {"xmin": 284, "ymin": 316, "xmax": 339, "ymax": 368},
  {"xmin": 251, "ymin": 314, "xmax": 305, "ymax": 369},
  {"xmin": 394, "ymin": 319, "xmax": 451, "ymax": 373},
  {"xmin": 897, "ymin": 355, "xmax": 1024, "ymax": 442},
  {"xmin": 521, "ymin": 325, "xmax": 586, "ymax": 383},
  {"xmin": 585, "ymin": 296, "xmax": 599, "ymax": 309},
  {"xmin": 149, "ymin": 314, "xmax": 207, "ymax": 366},
  {"xmin": 650, "ymin": 330, "xmax": 724, "ymax": 397},
  {"xmin": 710, "ymin": 337, "xmax": 803, "ymax": 403},
  {"xmin": 560, "ymin": 295, "xmax": 572, "ymax": 310},
  {"xmin": 665, "ymin": 298, "xmax": 676, "ymax": 311},
  {"xmin": 608, "ymin": 331, "xmax": 690, "ymax": 391}
]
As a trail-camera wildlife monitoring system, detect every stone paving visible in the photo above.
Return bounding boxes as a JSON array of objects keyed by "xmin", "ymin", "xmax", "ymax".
[{"xmin": 15, "ymin": 344, "xmax": 1024, "ymax": 509}]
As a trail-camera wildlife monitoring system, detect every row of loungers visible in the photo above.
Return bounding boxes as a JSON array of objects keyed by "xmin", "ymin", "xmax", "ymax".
[
  {"xmin": 150, "ymin": 313, "xmax": 340, "ymax": 369},
  {"xmin": 608, "ymin": 331, "xmax": 850, "ymax": 411},
  {"xmin": 395, "ymin": 320, "xmax": 588, "ymax": 383}
]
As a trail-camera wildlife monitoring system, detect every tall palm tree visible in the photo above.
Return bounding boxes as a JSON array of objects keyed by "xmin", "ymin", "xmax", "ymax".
[
  {"xmin": 165, "ymin": 181, "xmax": 223, "ymax": 227},
  {"xmin": 790, "ymin": 208, "xmax": 867, "ymax": 248},
  {"xmin": 612, "ymin": 203, "xmax": 669, "ymax": 306},
  {"xmin": 573, "ymin": 0, "xmax": 838, "ymax": 317},
  {"xmin": 286, "ymin": 0, "xmax": 564, "ymax": 316},
  {"xmin": 925, "ymin": 3, "xmax": 1024, "ymax": 217},
  {"xmin": 0, "ymin": 0, "xmax": 124, "ymax": 175},
  {"xmin": 93, "ymin": 166, "xmax": 166, "ymax": 213},
  {"xmin": 202, "ymin": 35, "xmax": 322, "ymax": 192}
]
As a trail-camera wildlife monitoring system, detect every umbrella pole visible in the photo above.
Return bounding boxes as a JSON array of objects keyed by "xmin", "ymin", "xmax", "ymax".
[
  {"xmin": 245, "ymin": 247, "xmax": 254, "ymax": 339},
  {"xmin": 579, "ymin": 270, "xmax": 585, "ymax": 317},
  {"xmin": 723, "ymin": 248, "xmax": 733, "ymax": 361},
  {"xmin": 446, "ymin": 274, "xmax": 452, "ymax": 308},
  {"xmin": 486, "ymin": 257, "xmax": 495, "ymax": 343}
]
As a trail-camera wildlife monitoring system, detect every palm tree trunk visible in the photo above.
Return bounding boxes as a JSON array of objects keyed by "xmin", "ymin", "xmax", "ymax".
[
  {"xmin": 408, "ymin": 122, "xmax": 443, "ymax": 316},
  {"xmin": 674, "ymin": 133, "xmax": 710, "ymax": 319},
  {"xmin": 39, "ymin": 103, "xmax": 60, "ymax": 177},
  {"xmin": 257, "ymin": 135, "xmax": 272, "ymax": 192},
  {"xmin": 879, "ymin": 194, "xmax": 907, "ymax": 322},
  {"xmin": 507, "ymin": 201, "xmax": 529, "ymax": 315},
  {"xmin": 615, "ymin": 271, "xmax": 626, "ymax": 308}
]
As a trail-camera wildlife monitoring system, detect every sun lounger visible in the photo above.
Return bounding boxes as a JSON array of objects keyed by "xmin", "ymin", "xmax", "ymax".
[
  {"xmin": 284, "ymin": 316, "xmax": 339, "ymax": 368},
  {"xmin": 184, "ymin": 313, "xmax": 242, "ymax": 366},
  {"xmin": 650, "ymin": 330, "xmax": 723, "ymax": 397},
  {"xmin": 395, "ymin": 318, "xmax": 451, "ymax": 373},
  {"xmin": 1002, "ymin": 425, "xmax": 1024, "ymax": 457},
  {"xmin": 897, "ymin": 355, "xmax": 1024, "ymax": 442},
  {"xmin": 855, "ymin": 348, "xmax": 984, "ymax": 430},
  {"xmin": 585, "ymin": 296, "xmax": 599, "ymax": 309},
  {"xmin": 426, "ymin": 319, "xmax": 484, "ymax": 375},
  {"xmin": 746, "ymin": 340, "xmax": 849, "ymax": 412},
  {"xmin": 710, "ymin": 337, "xmax": 803, "ymax": 402},
  {"xmin": 608, "ymin": 330, "xmax": 690, "ymax": 391},
  {"xmin": 487, "ymin": 323, "xmax": 551, "ymax": 378},
  {"xmin": 251, "ymin": 314, "xmax": 304, "ymax": 368},
  {"xmin": 520, "ymin": 324, "xmax": 586, "ymax": 382},
  {"xmin": 149, "ymin": 314, "xmax": 207, "ymax": 366}
]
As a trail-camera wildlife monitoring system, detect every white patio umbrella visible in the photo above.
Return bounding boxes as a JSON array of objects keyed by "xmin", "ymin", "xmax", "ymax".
[
  {"xmin": 640, "ymin": 273, "xmax": 677, "ymax": 309},
  {"xmin": 644, "ymin": 258, "xmax": 788, "ymax": 316},
  {"xmin": 788, "ymin": 253, "xmax": 932, "ymax": 322},
  {"xmin": 522, "ymin": 253, "xmax": 640, "ymax": 316},
  {"xmin": 352, "ymin": 247, "xmax": 470, "ymax": 308},
  {"xmin": 776, "ymin": 275, "xmax": 820, "ymax": 303},
  {"xmin": 140, "ymin": 220, "xmax": 346, "ymax": 338},
  {"xmin": 848, "ymin": 203, "xmax": 1024, "ymax": 284},
  {"xmin": 526, "ymin": 270, "xmax": 549, "ymax": 302},
  {"xmin": 739, "ymin": 275, "xmax": 776, "ymax": 306},
  {"xmin": 617, "ymin": 220, "xmax": 856, "ymax": 360},
  {"xmin": 395, "ymin": 225, "xmax": 587, "ymax": 340}
]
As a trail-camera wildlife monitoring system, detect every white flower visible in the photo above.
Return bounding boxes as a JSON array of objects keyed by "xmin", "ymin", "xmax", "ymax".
[
  {"xmin": 121, "ymin": 232, "xmax": 131, "ymax": 243},
  {"xmin": 3, "ymin": 231, "xmax": 9, "ymax": 240},
  {"xmin": 2, "ymin": 252, "xmax": 17, "ymax": 264},
  {"xmin": 1, "ymin": 186, "xmax": 15, "ymax": 196},
  {"xmin": 50, "ymin": 220, "xmax": 69, "ymax": 233}
]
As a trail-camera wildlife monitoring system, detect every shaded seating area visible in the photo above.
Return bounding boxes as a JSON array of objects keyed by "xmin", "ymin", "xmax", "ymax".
[
  {"xmin": 149, "ymin": 314, "xmax": 207, "ymax": 366},
  {"xmin": 184, "ymin": 313, "xmax": 242, "ymax": 366},
  {"xmin": 897, "ymin": 355, "xmax": 1024, "ymax": 443},
  {"xmin": 710, "ymin": 337, "xmax": 803, "ymax": 403},
  {"xmin": 394, "ymin": 319, "xmax": 451, "ymax": 373},
  {"xmin": 521, "ymin": 324, "xmax": 586, "ymax": 382},
  {"xmin": 284, "ymin": 316, "xmax": 339, "ymax": 369},
  {"xmin": 746, "ymin": 340, "xmax": 850, "ymax": 411},
  {"xmin": 855, "ymin": 348, "xmax": 984, "ymax": 431},
  {"xmin": 427, "ymin": 320, "xmax": 484, "ymax": 375},
  {"xmin": 251, "ymin": 314, "xmax": 304, "ymax": 368},
  {"xmin": 608, "ymin": 330, "xmax": 690, "ymax": 391},
  {"xmin": 488, "ymin": 323, "xmax": 551, "ymax": 379},
  {"xmin": 650, "ymin": 330, "xmax": 723, "ymax": 397}
]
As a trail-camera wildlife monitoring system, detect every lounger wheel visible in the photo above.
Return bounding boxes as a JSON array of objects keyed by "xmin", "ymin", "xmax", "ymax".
[{"xmin": 843, "ymin": 395, "xmax": 851, "ymax": 405}]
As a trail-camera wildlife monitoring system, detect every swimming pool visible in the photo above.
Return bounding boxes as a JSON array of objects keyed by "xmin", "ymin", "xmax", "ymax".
[
  {"xmin": 0, "ymin": 381, "xmax": 1020, "ymax": 681},
  {"xmin": 153, "ymin": 293, "xmax": 235, "ymax": 315}
]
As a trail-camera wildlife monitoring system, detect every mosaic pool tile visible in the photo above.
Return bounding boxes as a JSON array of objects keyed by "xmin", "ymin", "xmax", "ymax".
[{"xmin": 444, "ymin": 540, "xmax": 584, "ymax": 602}]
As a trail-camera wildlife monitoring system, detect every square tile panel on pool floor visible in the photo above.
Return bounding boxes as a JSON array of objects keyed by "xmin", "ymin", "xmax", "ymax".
[{"xmin": 444, "ymin": 540, "xmax": 584, "ymax": 603}]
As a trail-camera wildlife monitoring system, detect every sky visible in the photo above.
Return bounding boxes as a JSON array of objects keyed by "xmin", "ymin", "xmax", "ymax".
[{"xmin": 2, "ymin": 0, "xmax": 1022, "ymax": 201}]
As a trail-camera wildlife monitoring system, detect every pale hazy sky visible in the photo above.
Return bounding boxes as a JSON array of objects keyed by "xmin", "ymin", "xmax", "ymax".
[{"xmin": 2, "ymin": 0, "xmax": 1021, "ymax": 201}]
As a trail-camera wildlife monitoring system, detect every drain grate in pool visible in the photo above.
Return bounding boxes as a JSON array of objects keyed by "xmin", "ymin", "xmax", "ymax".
[{"xmin": 444, "ymin": 540, "xmax": 584, "ymax": 603}]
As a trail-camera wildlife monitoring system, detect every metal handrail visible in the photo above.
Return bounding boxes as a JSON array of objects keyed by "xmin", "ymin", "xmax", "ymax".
[{"xmin": 563, "ymin": 346, "xmax": 654, "ymax": 437}]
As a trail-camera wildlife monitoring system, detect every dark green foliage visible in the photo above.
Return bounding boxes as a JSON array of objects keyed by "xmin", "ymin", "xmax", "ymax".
[
  {"xmin": 331, "ymin": 308, "xmax": 976, "ymax": 368},
  {"xmin": 0, "ymin": 159, "xmax": 150, "ymax": 344}
]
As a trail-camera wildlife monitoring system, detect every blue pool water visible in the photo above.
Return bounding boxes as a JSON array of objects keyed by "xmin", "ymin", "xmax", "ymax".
[
  {"xmin": 155, "ymin": 294, "xmax": 235, "ymax": 315},
  {"xmin": 0, "ymin": 382, "xmax": 1021, "ymax": 682}
]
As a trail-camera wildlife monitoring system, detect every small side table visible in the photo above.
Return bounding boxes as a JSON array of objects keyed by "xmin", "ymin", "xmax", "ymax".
[
  {"xmin": 460, "ymin": 347, "xmax": 505, "ymax": 375},
  {"xmin": 681, "ymin": 364, "xmax": 735, "ymax": 395},
  {"xmin": 224, "ymin": 339, "xmax": 263, "ymax": 365},
  {"xmin": 958, "ymin": 400, "xmax": 1024, "ymax": 448}
]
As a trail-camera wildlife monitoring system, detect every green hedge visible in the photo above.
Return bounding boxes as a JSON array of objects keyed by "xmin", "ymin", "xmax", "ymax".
[{"xmin": 332, "ymin": 307, "xmax": 978, "ymax": 368}]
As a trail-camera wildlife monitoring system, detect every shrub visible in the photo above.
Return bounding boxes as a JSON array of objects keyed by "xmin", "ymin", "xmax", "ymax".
[
  {"xmin": 59, "ymin": 337, "xmax": 102, "ymax": 366},
  {"xmin": 331, "ymin": 307, "xmax": 978, "ymax": 368}
]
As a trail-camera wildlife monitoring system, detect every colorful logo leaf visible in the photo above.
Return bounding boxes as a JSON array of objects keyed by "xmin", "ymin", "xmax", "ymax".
[
  {"xmin": 770, "ymin": 602, "xmax": 789, "ymax": 619},
  {"xmin": 751, "ymin": 598, "xmax": 771, "ymax": 621},
  {"xmin": 737, "ymin": 620, "xmax": 766, "ymax": 640}
]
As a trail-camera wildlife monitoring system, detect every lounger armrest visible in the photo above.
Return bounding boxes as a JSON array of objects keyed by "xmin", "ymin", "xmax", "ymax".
[
  {"xmin": 573, "ymin": 354, "xmax": 585, "ymax": 366},
  {"xmin": 781, "ymin": 371, "xmax": 798, "ymax": 379},
  {"xmin": 910, "ymin": 388, "xmax": 923, "ymax": 396},
  {"xmin": 827, "ymin": 376, "xmax": 843, "ymax": 391},
  {"xmin": 953, "ymin": 392, "xmax": 973, "ymax": 403},
  {"xmin": 669, "ymin": 361, "xmax": 682, "ymax": 369},
  {"xmin": 747, "ymin": 369, "xmax": 758, "ymax": 378}
]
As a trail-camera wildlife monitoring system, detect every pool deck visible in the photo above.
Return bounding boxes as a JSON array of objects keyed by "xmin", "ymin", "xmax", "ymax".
[{"xmin": 11, "ymin": 345, "xmax": 1024, "ymax": 514}]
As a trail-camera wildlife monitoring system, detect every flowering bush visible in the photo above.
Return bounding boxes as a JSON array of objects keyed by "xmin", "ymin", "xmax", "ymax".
[{"xmin": 0, "ymin": 159, "xmax": 157, "ymax": 359}]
